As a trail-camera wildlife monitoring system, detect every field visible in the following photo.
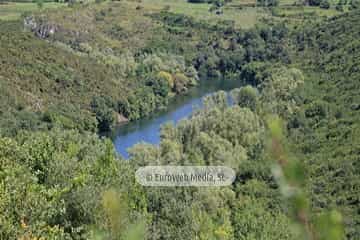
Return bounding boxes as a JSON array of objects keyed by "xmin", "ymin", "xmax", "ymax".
[
  {"xmin": 274, "ymin": 5, "xmax": 340, "ymax": 18},
  {"xmin": 0, "ymin": 0, "xmax": 343, "ymax": 27},
  {"xmin": 0, "ymin": 0, "xmax": 266, "ymax": 28},
  {"xmin": 132, "ymin": 0, "xmax": 342, "ymax": 29},
  {"xmin": 0, "ymin": 2, "xmax": 63, "ymax": 21},
  {"xmin": 132, "ymin": 0, "xmax": 267, "ymax": 29}
]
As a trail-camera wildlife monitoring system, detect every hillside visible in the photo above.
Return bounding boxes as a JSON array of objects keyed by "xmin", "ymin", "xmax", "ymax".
[
  {"xmin": 0, "ymin": 0, "xmax": 359, "ymax": 239},
  {"xmin": 0, "ymin": 2, "xmax": 206, "ymax": 133},
  {"xmin": 290, "ymin": 10, "xmax": 360, "ymax": 238},
  {"xmin": 1, "ymin": 0, "xmax": 292, "ymax": 134}
]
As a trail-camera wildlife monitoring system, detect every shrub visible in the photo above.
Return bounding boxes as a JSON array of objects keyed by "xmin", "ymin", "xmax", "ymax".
[
  {"xmin": 146, "ymin": 74, "xmax": 171, "ymax": 97},
  {"xmin": 188, "ymin": 0, "xmax": 208, "ymax": 3},
  {"xmin": 350, "ymin": 0, "xmax": 360, "ymax": 9},
  {"xmin": 256, "ymin": 0, "xmax": 279, "ymax": 7},
  {"xmin": 335, "ymin": 3, "xmax": 344, "ymax": 11},
  {"xmin": 158, "ymin": 71, "xmax": 174, "ymax": 90},
  {"xmin": 305, "ymin": 100, "xmax": 328, "ymax": 119},
  {"xmin": 173, "ymin": 73, "xmax": 190, "ymax": 93},
  {"xmin": 309, "ymin": 0, "xmax": 321, "ymax": 6},
  {"xmin": 35, "ymin": 0, "xmax": 44, "ymax": 9},
  {"xmin": 230, "ymin": 86, "xmax": 259, "ymax": 112},
  {"xmin": 320, "ymin": 0, "xmax": 330, "ymax": 8},
  {"xmin": 90, "ymin": 96, "xmax": 115, "ymax": 132}
]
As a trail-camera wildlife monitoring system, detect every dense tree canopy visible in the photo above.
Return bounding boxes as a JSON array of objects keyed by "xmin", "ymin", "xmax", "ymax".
[{"xmin": 0, "ymin": 1, "xmax": 359, "ymax": 239}]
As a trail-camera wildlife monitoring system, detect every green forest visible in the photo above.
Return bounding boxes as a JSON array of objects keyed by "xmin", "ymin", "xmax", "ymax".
[{"xmin": 0, "ymin": 0, "xmax": 359, "ymax": 239}]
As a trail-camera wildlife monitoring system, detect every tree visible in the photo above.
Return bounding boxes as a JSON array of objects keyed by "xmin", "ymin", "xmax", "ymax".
[
  {"xmin": 90, "ymin": 96, "xmax": 115, "ymax": 132},
  {"xmin": 320, "ymin": 0, "xmax": 330, "ymax": 8},
  {"xmin": 188, "ymin": 0, "xmax": 208, "ymax": 3},
  {"xmin": 257, "ymin": 0, "xmax": 279, "ymax": 7},
  {"xmin": 350, "ymin": 0, "xmax": 360, "ymax": 9},
  {"xmin": 146, "ymin": 74, "xmax": 171, "ymax": 97},
  {"xmin": 309, "ymin": 0, "xmax": 321, "ymax": 6},
  {"xmin": 0, "ymin": 130, "xmax": 146, "ymax": 239},
  {"xmin": 232, "ymin": 197, "xmax": 296, "ymax": 239},
  {"xmin": 158, "ymin": 71, "xmax": 174, "ymax": 90},
  {"xmin": 203, "ymin": 91, "xmax": 228, "ymax": 110},
  {"xmin": 260, "ymin": 67, "xmax": 304, "ymax": 118},
  {"xmin": 266, "ymin": 115, "xmax": 344, "ymax": 240},
  {"xmin": 36, "ymin": 0, "xmax": 44, "ymax": 9},
  {"xmin": 173, "ymin": 73, "xmax": 190, "ymax": 93},
  {"xmin": 335, "ymin": 3, "xmax": 344, "ymax": 11},
  {"xmin": 230, "ymin": 86, "xmax": 259, "ymax": 112}
]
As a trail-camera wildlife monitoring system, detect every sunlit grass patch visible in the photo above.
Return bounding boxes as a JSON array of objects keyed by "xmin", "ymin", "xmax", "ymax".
[
  {"xmin": 135, "ymin": 0, "xmax": 269, "ymax": 29},
  {"xmin": 275, "ymin": 5, "xmax": 340, "ymax": 18},
  {"xmin": 0, "ymin": 2, "xmax": 63, "ymax": 21}
]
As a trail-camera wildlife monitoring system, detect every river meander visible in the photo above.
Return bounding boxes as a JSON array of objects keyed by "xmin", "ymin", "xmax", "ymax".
[{"xmin": 111, "ymin": 78, "xmax": 242, "ymax": 158}]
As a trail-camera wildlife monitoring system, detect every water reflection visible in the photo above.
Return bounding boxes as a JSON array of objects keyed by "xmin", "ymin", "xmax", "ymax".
[{"xmin": 112, "ymin": 78, "xmax": 242, "ymax": 158}]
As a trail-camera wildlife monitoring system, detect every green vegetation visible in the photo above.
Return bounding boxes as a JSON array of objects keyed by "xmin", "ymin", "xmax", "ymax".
[
  {"xmin": 0, "ymin": 3, "xmax": 204, "ymax": 133},
  {"xmin": 138, "ymin": 0, "xmax": 267, "ymax": 29},
  {"xmin": 290, "ymin": 10, "xmax": 360, "ymax": 238},
  {"xmin": 0, "ymin": 130, "xmax": 147, "ymax": 239},
  {"xmin": 0, "ymin": 0, "xmax": 292, "ymax": 134},
  {"xmin": 0, "ymin": 0, "xmax": 359, "ymax": 239},
  {"xmin": 0, "ymin": 2, "xmax": 62, "ymax": 20}
]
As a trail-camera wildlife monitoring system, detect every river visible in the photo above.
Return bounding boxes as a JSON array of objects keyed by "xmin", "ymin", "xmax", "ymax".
[{"xmin": 111, "ymin": 78, "xmax": 242, "ymax": 159}]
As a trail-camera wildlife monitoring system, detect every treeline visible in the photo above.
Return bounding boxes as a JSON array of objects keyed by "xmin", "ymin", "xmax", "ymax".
[
  {"xmin": 1, "ymin": 2, "xmax": 359, "ymax": 239},
  {"xmin": 0, "ymin": 6, "xmax": 289, "ymax": 135},
  {"xmin": 0, "ymin": 63, "xmax": 346, "ymax": 239},
  {"xmin": 0, "ymin": 73, "xmax": 299, "ymax": 239},
  {"xmin": 288, "ymin": 9, "xmax": 360, "ymax": 239},
  {"xmin": 0, "ymin": 129, "xmax": 147, "ymax": 239}
]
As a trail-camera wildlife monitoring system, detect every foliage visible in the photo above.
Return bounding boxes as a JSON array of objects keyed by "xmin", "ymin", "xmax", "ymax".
[
  {"xmin": 128, "ymin": 93, "xmax": 290, "ymax": 239},
  {"xmin": 319, "ymin": 0, "xmax": 330, "ymax": 8},
  {"xmin": 188, "ymin": 0, "xmax": 208, "ymax": 3},
  {"xmin": 266, "ymin": 115, "xmax": 344, "ymax": 240},
  {"xmin": 35, "ymin": 0, "xmax": 44, "ymax": 9},
  {"xmin": 0, "ymin": 1, "xmax": 359, "ymax": 240},
  {"xmin": 309, "ymin": 0, "xmax": 321, "ymax": 6},
  {"xmin": 0, "ymin": 130, "xmax": 146, "ymax": 239},
  {"xmin": 259, "ymin": 67, "xmax": 304, "ymax": 118},
  {"xmin": 230, "ymin": 85, "xmax": 259, "ymax": 112},
  {"xmin": 91, "ymin": 96, "xmax": 115, "ymax": 132},
  {"xmin": 289, "ymin": 9, "xmax": 360, "ymax": 238},
  {"xmin": 257, "ymin": 0, "xmax": 279, "ymax": 7},
  {"xmin": 232, "ymin": 197, "xmax": 296, "ymax": 239},
  {"xmin": 157, "ymin": 71, "xmax": 174, "ymax": 89}
]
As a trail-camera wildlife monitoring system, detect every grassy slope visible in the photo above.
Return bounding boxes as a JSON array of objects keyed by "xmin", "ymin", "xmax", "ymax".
[
  {"xmin": 0, "ymin": 0, "xmax": 272, "ymax": 117},
  {"xmin": 0, "ymin": 1, "xmax": 224, "ymax": 133},
  {"xmin": 138, "ymin": 0, "xmax": 267, "ymax": 29},
  {"xmin": 0, "ymin": 2, "xmax": 63, "ymax": 20},
  {"xmin": 0, "ymin": 3, "xmax": 149, "ymax": 99},
  {"xmin": 0, "ymin": 20, "xmax": 126, "ymax": 109}
]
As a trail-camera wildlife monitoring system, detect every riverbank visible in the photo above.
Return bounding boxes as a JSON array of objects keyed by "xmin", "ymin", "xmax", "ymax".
[{"xmin": 111, "ymin": 78, "xmax": 243, "ymax": 158}]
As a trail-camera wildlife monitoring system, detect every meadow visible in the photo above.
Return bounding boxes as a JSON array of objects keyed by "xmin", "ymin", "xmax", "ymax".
[
  {"xmin": 0, "ymin": 0, "xmax": 343, "ymax": 26},
  {"xmin": 125, "ymin": 0, "xmax": 266, "ymax": 29},
  {"xmin": 0, "ymin": 1, "xmax": 63, "ymax": 20}
]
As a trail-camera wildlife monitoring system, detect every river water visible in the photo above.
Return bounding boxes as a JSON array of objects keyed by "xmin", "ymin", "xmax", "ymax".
[{"xmin": 111, "ymin": 78, "xmax": 242, "ymax": 158}]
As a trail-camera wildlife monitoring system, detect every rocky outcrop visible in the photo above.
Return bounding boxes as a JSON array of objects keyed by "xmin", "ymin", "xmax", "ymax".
[
  {"xmin": 116, "ymin": 113, "xmax": 129, "ymax": 125},
  {"xmin": 36, "ymin": 24, "xmax": 57, "ymax": 39},
  {"xmin": 23, "ymin": 16, "xmax": 37, "ymax": 31},
  {"xmin": 24, "ymin": 16, "xmax": 58, "ymax": 39}
]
